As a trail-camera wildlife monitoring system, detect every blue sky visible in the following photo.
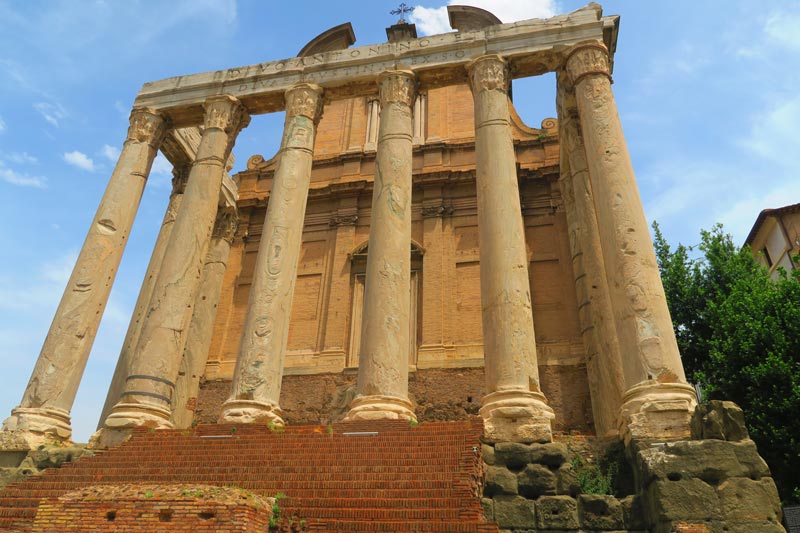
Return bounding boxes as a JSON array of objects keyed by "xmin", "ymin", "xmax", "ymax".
[{"xmin": 1, "ymin": 1, "xmax": 799, "ymax": 442}]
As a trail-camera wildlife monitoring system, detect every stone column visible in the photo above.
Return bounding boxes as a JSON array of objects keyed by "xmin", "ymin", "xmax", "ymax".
[
  {"xmin": 97, "ymin": 96, "xmax": 249, "ymax": 444},
  {"xmin": 219, "ymin": 84, "xmax": 323, "ymax": 426},
  {"xmin": 565, "ymin": 42, "xmax": 696, "ymax": 442},
  {"xmin": 556, "ymin": 73, "xmax": 625, "ymax": 438},
  {"xmin": 468, "ymin": 55, "xmax": 554, "ymax": 443},
  {"xmin": 344, "ymin": 71, "xmax": 417, "ymax": 422},
  {"xmin": 97, "ymin": 167, "xmax": 189, "ymax": 429},
  {"xmin": 172, "ymin": 207, "xmax": 238, "ymax": 428},
  {"xmin": 1, "ymin": 108, "xmax": 167, "ymax": 448}
]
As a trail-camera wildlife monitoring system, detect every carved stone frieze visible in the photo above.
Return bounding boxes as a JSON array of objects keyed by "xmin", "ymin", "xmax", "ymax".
[
  {"xmin": 467, "ymin": 55, "xmax": 509, "ymax": 94},
  {"xmin": 421, "ymin": 204, "xmax": 454, "ymax": 218},
  {"xmin": 285, "ymin": 83, "xmax": 324, "ymax": 122},
  {"xmin": 202, "ymin": 95, "xmax": 251, "ymax": 135},
  {"xmin": 565, "ymin": 41, "xmax": 611, "ymax": 87},
  {"xmin": 212, "ymin": 208, "xmax": 239, "ymax": 244},
  {"xmin": 126, "ymin": 107, "xmax": 168, "ymax": 147},
  {"xmin": 378, "ymin": 71, "xmax": 417, "ymax": 108},
  {"xmin": 329, "ymin": 214, "xmax": 358, "ymax": 227}
]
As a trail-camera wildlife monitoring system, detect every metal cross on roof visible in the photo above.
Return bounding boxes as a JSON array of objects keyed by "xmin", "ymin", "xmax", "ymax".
[{"xmin": 390, "ymin": 3, "xmax": 414, "ymax": 23}]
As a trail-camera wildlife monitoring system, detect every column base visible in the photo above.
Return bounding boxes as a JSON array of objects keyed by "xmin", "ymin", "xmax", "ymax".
[
  {"xmin": 619, "ymin": 381, "xmax": 697, "ymax": 444},
  {"xmin": 219, "ymin": 399, "xmax": 285, "ymax": 426},
  {"xmin": 1, "ymin": 406, "xmax": 72, "ymax": 449},
  {"xmin": 479, "ymin": 389, "xmax": 555, "ymax": 444},
  {"xmin": 343, "ymin": 395, "xmax": 417, "ymax": 422},
  {"xmin": 90, "ymin": 401, "xmax": 173, "ymax": 449}
]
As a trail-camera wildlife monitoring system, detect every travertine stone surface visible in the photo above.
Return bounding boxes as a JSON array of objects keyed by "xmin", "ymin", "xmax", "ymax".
[
  {"xmin": 96, "ymin": 96, "xmax": 249, "ymax": 445},
  {"xmin": 97, "ymin": 168, "xmax": 188, "ymax": 429},
  {"xmin": 468, "ymin": 55, "xmax": 553, "ymax": 443},
  {"xmin": 565, "ymin": 42, "xmax": 696, "ymax": 442},
  {"xmin": 220, "ymin": 84, "xmax": 323, "ymax": 426},
  {"xmin": 2, "ymin": 108, "xmax": 167, "ymax": 448},
  {"xmin": 345, "ymin": 71, "xmax": 417, "ymax": 422},
  {"xmin": 173, "ymin": 207, "xmax": 238, "ymax": 429},
  {"xmin": 556, "ymin": 73, "xmax": 625, "ymax": 438}
]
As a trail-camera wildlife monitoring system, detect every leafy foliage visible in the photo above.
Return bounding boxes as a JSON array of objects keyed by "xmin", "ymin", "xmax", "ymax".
[{"xmin": 653, "ymin": 223, "xmax": 800, "ymax": 502}]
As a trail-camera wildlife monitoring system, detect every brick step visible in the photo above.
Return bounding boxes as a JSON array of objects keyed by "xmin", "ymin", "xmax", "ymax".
[
  {"xmin": 308, "ymin": 520, "xmax": 498, "ymax": 532},
  {"xmin": 48, "ymin": 465, "xmax": 461, "ymax": 475},
  {"xmin": 76, "ymin": 456, "xmax": 465, "ymax": 466},
  {"xmin": 0, "ymin": 488, "xmax": 461, "ymax": 500}
]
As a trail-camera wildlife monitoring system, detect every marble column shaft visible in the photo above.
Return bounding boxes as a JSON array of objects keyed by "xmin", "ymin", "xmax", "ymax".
[
  {"xmin": 173, "ymin": 208, "xmax": 238, "ymax": 429},
  {"xmin": 97, "ymin": 168, "xmax": 188, "ymax": 429},
  {"xmin": 345, "ymin": 71, "xmax": 417, "ymax": 422},
  {"xmin": 556, "ymin": 74, "xmax": 625, "ymax": 438},
  {"xmin": 100, "ymin": 95, "xmax": 249, "ymax": 436},
  {"xmin": 220, "ymin": 84, "xmax": 323, "ymax": 426},
  {"xmin": 565, "ymin": 42, "xmax": 695, "ymax": 440},
  {"xmin": 2, "ymin": 108, "xmax": 167, "ymax": 445},
  {"xmin": 468, "ymin": 55, "xmax": 554, "ymax": 443}
]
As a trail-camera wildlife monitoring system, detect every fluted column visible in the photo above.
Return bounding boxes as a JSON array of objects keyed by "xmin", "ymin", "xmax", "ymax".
[
  {"xmin": 96, "ymin": 95, "xmax": 249, "ymax": 445},
  {"xmin": 97, "ymin": 166, "xmax": 189, "ymax": 430},
  {"xmin": 556, "ymin": 73, "xmax": 625, "ymax": 438},
  {"xmin": 219, "ymin": 84, "xmax": 323, "ymax": 426},
  {"xmin": 173, "ymin": 207, "xmax": 238, "ymax": 428},
  {"xmin": 2, "ymin": 108, "xmax": 167, "ymax": 448},
  {"xmin": 344, "ymin": 71, "xmax": 417, "ymax": 422},
  {"xmin": 565, "ymin": 42, "xmax": 695, "ymax": 442},
  {"xmin": 468, "ymin": 55, "xmax": 554, "ymax": 443}
]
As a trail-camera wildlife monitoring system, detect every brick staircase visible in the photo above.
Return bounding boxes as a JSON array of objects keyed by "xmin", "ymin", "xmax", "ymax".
[{"xmin": 0, "ymin": 419, "xmax": 498, "ymax": 533}]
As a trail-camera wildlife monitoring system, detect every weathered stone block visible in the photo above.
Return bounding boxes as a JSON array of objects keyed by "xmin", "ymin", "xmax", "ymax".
[
  {"xmin": 620, "ymin": 495, "xmax": 647, "ymax": 530},
  {"xmin": 536, "ymin": 495, "xmax": 579, "ymax": 530},
  {"xmin": 717, "ymin": 477, "xmax": 782, "ymax": 524},
  {"xmin": 637, "ymin": 439, "xmax": 769, "ymax": 486},
  {"xmin": 494, "ymin": 442, "xmax": 531, "ymax": 470},
  {"xmin": 529, "ymin": 442, "xmax": 568, "ymax": 468},
  {"xmin": 482, "ymin": 444, "xmax": 496, "ymax": 465},
  {"xmin": 517, "ymin": 463, "xmax": 556, "ymax": 499},
  {"xmin": 556, "ymin": 463, "xmax": 580, "ymax": 497},
  {"xmin": 647, "ymin": 478, "xmax": 721, "ymax": 523},
  {"xmin": 486, "ymin": 465, "xmax": 518, "ymax": 496},
  {"xmin": 724, "ymin": 522, "xmax": 787, "ymax": 533},
  {"xmin": 481, "ymin": 497, "xmax": 494, "ymax": 520},
  {"xmin": 578, "ymin": 493, "xmax": 623, "ymax": 530},
  {"xmin": 493, "ymin": 495, "xmax": 536, "ymax": 529},
  {"xmin": 691, "ymin": 401, "xmax": 749, "ymax": 441}
]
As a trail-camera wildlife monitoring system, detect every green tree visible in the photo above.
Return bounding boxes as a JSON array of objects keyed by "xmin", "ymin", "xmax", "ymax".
[{"xmin": 653, "ymin": 222, "xmax": 800, "ymax": 503}]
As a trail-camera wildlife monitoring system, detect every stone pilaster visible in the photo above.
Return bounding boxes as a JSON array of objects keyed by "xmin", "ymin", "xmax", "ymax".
[
  {"xmin": 219, "ymin": 84, "xmax": 323, "ymax": 426},
  {"xmin": 556, "ymin": 73, "xmax": 625, "ymax": 438},
  {"xmin": 173, "ymin": 206, "xmax": 238, "ymax": 428},
  {"xmin": 565, "ymin": 42, "xmax": 695, "ymax": 442},
  {"xmin": 95, "ymin": 95, "xmax": 249, "ymax": 446},
  {"xmin": 97, "ymin": 166, "xmax": 189, "ymax": 430},
  {"xmin": 468, "ymin": 55, "xmax": 554, "ymax": 443},
  {"xmin": 2, "ymin": 108, "xmax": 167, "ymax": 449},
  {"xmin": 344, "ymin": 71, "xmax": 417, "ymax": 422}
]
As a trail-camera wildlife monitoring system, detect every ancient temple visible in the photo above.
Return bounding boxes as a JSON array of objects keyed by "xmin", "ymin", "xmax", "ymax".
[{"xmin": 0, "ymin": 5, "xmax": 787, "ymax": 532}]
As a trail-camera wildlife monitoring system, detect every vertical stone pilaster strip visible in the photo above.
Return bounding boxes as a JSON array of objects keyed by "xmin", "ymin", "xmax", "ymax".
[
  {"xmin": 96, "ymin": 95, "xmax": 249, "ymax": 443},
  {"xmin": 468, "ymin": 55, "xmax": 554, "ymax": 443},
  {"xmin": 2, "ymin": 108, "xmax": 167, "ymax": 447},
  {"xmin": 97, "ymin": 167, "xmax": 189, "ymax": 430},
  {"xmin": 219, "ymin": 84, "xmax": 323, "ymax": 426},
  {"xmin": 344, "ymin": 71, "xmax": 417, "ymax": 422},
  {"xmin": 565, "ymin": 42, "xmax": 695, "ymax": 442},
  {"xmin": 173, "ymin": 207, "xmax": 238, "ymax": 429},
  {"xmin": 556, "ymin": 73, "xmax": 625, "ymax": 438}
]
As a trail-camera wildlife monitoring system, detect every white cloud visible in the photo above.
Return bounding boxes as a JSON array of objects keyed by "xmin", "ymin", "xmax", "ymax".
[
  {"xmin": 0, "ymin": 115, "xmax": 6, "ymax": 133},
  {"xmin": 101, "ymin": 144, "xmax": 121, "ymax": 162},
  {"xmin": 63, "ymin": 150, "xmax": 95, "ymax": 172},
  {"xmin": 765, "ymin": 10, "xmax": 800, "ymax": 52},
  {"xmin": 33, "ymin": 102, "xmax": 68, "ymax": 127},
  {"xmin": 3, "ymin": 151, "xmax": 37, "ymax": 165},
  {"xmin": 742, "ymin": 95, "xmax": 800, "ymax": 165},
  {"xmin": 0, "ymin": 166, "xmax": 46, "ymax": 188},
  {"xmin": 151, "ymin": 152, "xmax": 173, "ymax": 176},
  {"xmin": 410, "ymin": 0, "xmax": 557, "ymax": 36}
]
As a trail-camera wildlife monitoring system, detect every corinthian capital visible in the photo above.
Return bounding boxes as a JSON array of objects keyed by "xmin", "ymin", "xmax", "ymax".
[
  {"xmin": 285, "ymin": 84, "xmax": 324, "ymax": 122},
  {"xmin": 565, "ymin": 41, "xmax": 611, "ymax": 86},
  {"xmin": 203, "ymin": 95, "xmax": 251, "ymax": 135},
  {"xmin": 212, "ymin": 207, "xmax": 239, "ymax": 244},
  {"xmin": 378, "ymin": 70, "xmax": 417, "ymax": 108},
  {"xmin": 467, "ymin": 55, "xmax": 509, "ymax": 94},
  {"xmin": 127, "ymin": 108, "xmax": 168, "ymax": 147}
]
